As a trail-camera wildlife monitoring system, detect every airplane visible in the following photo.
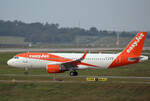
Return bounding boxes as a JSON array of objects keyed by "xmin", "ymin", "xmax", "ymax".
[{"xmin": 7, "ymin": 32, "xmax": 148, "ymax": 76}]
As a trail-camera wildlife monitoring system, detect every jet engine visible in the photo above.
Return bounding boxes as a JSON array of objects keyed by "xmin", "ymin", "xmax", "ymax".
[{"xmin": 46, "ymin": 64, "xmax": 65, "ymax": 73}]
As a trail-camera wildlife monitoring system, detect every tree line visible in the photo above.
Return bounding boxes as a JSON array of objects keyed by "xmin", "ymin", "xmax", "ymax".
[{"xmin": 0, "ymin": 20, "xmax": 148, "ymax": 44}]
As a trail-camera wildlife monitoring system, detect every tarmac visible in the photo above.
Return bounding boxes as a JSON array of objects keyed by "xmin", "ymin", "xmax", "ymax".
[
  {"xmin": 0, "ymin": 74, "xmax": 150, "ymax": 84},
  {"xmin": 0, "ymin": 74, "xmax": 150, "ymax": 79}
]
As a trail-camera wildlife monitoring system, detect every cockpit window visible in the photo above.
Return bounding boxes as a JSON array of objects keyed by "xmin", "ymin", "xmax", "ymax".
[{"xmin": 14, "ymin": 56, "xmax": 19, "ymax": 59}]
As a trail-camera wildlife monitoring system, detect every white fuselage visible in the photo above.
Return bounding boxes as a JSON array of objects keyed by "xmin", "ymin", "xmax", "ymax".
[
  {"xmin": 7, "ymin": 53, "xmax": 119, "ymax": 69},
  {"xmin": 7, "ymin": 32, "xmax": 149, "ymax": 72},
  {"xmin": 7, "ymin": 52, "xmax": 148, "ymax": 70}
]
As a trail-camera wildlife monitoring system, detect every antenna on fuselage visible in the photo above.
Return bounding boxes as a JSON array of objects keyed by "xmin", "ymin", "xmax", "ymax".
[{"xmin": 27, "ymin": 43, "xmax": 32, "ymax": 53}]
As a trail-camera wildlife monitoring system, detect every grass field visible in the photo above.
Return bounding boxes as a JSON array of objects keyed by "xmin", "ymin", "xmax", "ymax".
[
  {"xmin": 0, "ymin": 36, "xmax": 29, "ymax": 45},
  {"xmin": 0, "ymin": 35, "xmax": 150, "ymax": 48},
  {"xmin": 0, "ymin": 52, "xmax": 150, "ymax": 101},
  {"xmin": 76, "ymin": 35, "xmax": 150, "ymax": 47}
]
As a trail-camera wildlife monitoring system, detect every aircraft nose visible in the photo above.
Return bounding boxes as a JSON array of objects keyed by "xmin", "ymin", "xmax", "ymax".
[
  {"xmin": 7, "ymin": 59, "xmax": 13, "ymax": 66},
  {"xmin": 7, "ymin": 59, "xmax": 11, "ymax": 66},
  {"xmin": 7, "ymin": 59, "xmax": 21, "ymax": 68}
]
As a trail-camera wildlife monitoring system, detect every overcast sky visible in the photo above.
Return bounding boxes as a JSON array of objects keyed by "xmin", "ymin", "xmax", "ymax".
[{"xmin": 0, "ymin": 0, "xmax": 150, "ymax": 31}]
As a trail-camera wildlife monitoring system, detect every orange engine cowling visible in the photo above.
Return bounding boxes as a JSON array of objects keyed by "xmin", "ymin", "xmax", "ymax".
[{"xmin": 46, "ymin": 64, "xmax": 64, "ymax": 73}]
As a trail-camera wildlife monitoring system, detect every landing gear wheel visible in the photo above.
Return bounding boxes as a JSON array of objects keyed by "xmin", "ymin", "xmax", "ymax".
[
  {"xmin": 24, "ymin": 71, "xmax": 28, "ymax": 75},
  {"xmin": 70, "ymin": 71, "xmax": 78, "ymax": 76}
]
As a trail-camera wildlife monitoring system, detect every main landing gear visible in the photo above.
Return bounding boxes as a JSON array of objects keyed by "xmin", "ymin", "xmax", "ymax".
[{"xmin": 70, "ymin": 71, "xmax": 78, "ymax": 76}]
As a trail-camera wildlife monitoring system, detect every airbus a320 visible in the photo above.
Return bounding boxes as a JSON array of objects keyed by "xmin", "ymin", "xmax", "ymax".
[{"xmin": 7, "ymin": 32, "xmax": 148, "ymax": 76}]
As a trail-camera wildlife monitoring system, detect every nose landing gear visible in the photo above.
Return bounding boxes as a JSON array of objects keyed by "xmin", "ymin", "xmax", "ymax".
[
  {"xmin": 70, "ymin": 71, "xmax": 78, "ymax": 76},
  {"xmin": 24, "ymin": 67, "xmax": 29, "ymax": 75}
]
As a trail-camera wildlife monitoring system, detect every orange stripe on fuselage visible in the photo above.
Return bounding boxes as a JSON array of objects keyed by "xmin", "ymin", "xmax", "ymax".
[
  {"xmin": 16, "ymin": 53, "xmax": 72, "ymax": 62},
  {"xmin": 16, "ymin": 53, "xmax": 100, "ymax": 68}
]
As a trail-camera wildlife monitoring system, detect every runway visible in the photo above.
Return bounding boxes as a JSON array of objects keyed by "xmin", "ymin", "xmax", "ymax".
[
  {"xmin": 0, "ymin": 74, "xmax": 150, "ymax": 84},
  {"xmin": 0, "ymin": 79, "xmax": 150, "ymax": 84},
  {"xmin": 0, "ymin": 74, "xmax": 150, "ymax": 80}
]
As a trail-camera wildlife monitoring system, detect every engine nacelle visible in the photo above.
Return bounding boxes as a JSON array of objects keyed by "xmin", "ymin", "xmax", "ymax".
[{"xmin": 46, "ymin": 64, "xmax": 64, "ymax": 73}]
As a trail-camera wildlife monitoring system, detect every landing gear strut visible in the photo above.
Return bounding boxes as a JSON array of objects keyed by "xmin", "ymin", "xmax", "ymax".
[
  {"xmin": 24, "ymin": 67, "xmax": 29, "ymax": 75},
  {"xmin": 70, "ymin": 71, "xmax": 78, "ymax": 76}
]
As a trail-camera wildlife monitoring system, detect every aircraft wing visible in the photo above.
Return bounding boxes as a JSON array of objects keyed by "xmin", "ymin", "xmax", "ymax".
[{"xmin": 61, "ymin": 50, "xmax": 88, "ymax": 68}]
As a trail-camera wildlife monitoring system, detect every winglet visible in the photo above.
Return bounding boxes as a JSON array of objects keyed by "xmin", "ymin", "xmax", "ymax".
[{"xmin": 81, "ymin": 50, "xmax": 88, "ymax": 60}]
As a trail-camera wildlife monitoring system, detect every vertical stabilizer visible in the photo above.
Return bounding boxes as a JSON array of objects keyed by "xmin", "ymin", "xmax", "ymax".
[
  {"xmin": 121, "ymin": 32, "xmax": 147, "ymax": 57},
  {"xmin": 109, "ymin": 32, "xmax": 147, "ymax": 68}
]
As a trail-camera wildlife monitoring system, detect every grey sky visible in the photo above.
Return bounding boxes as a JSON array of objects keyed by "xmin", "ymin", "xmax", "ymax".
[{"xmin": 0, "ymin": 0, "xmax": 150, "ymax": 31}]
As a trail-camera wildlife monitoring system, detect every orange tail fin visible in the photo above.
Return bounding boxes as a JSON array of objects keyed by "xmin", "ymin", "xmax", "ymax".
[
  {"xmin": 121, "ymin": 32, "xmax": 147, "ymax": 57},
  {"xmin": 109, "ymin": 32, "xmax": 147, "ymax": 68}
]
